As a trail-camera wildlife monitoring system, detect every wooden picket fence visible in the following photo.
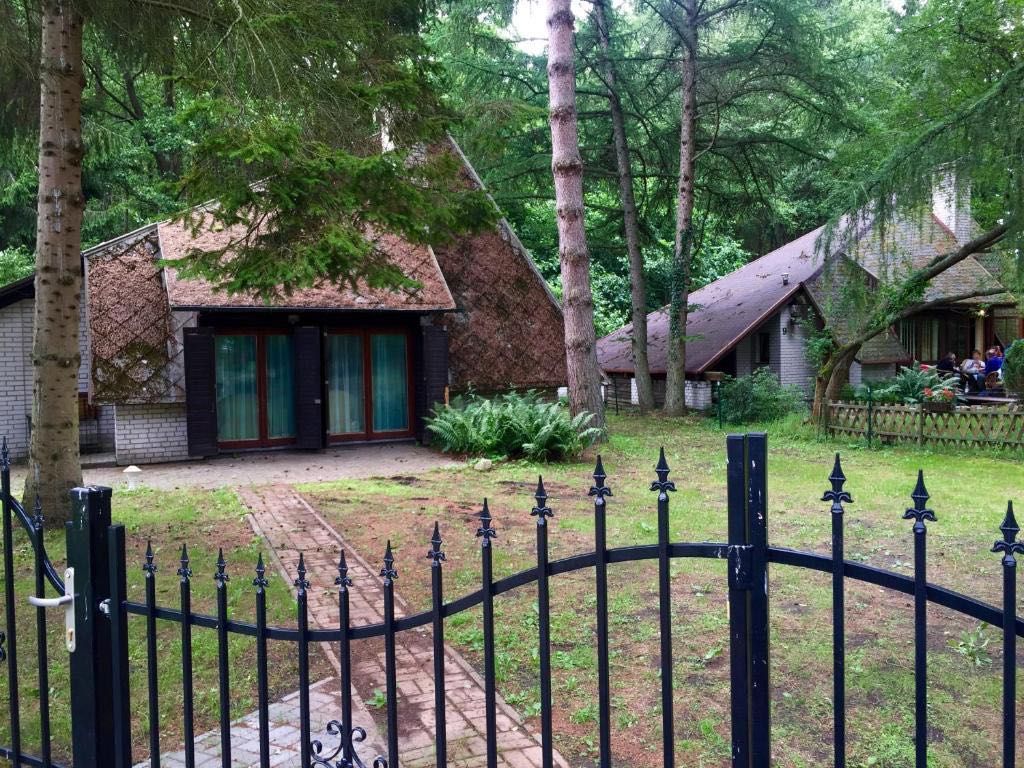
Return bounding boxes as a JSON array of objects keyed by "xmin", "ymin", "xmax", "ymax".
[{"xmin": 826, "ymin": 401, "xmax": 1024, "ymax": 449}]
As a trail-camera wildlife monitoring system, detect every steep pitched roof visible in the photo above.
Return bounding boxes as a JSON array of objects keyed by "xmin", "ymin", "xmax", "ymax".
[
  {"xmin": 158, "ymin": 217, "xmax": 456, "ymax": 312},
  {"xmin": 78, "ymin": 139, "xmax": 565, "ymax": 400},
  {"xmin": 598, "ymin": 226, "xmax": 828, "ymax": 375},
  {"xmin": 847, "ymin": 213, "xmax": 1010, "ymax": 305}
]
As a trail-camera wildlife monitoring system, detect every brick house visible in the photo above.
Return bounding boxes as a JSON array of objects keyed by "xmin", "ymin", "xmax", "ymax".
[
  {"xmin": 598, "ymin": 177, "xmax": 1021, "ymax": 409},
  {"xmin": 0, "ymin": 140, "xmax": 566, "ymax": 465}
]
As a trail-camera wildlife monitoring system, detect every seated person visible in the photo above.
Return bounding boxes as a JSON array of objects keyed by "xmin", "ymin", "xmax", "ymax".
[
  {"xmin": 936, "ymin": 352, "xmax": 957, "ymax": 373},
  {"xmin": 985, "ymin": 347, "xmax": 1004, "ymax": 376},
  {"xmin": 961, "ymin": 350, "xmax": 985, "ymax": 391}
]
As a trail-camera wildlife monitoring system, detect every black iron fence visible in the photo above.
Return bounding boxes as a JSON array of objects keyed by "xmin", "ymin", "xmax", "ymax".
[{"xmin": 1, "ymin": 433, "xmax": 1022, "ymax": 768}]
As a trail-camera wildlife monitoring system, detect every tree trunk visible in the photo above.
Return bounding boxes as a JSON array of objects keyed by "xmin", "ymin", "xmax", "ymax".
[
  {"xmin": 24, "ymin": 0, "xmax": 86, "ymax": 523},
  {"xmin": 663, "ymin": 0, "xmax": 698, "ymax": 416},
  {"xmin": 546, "ymin": 0, "xmax": 606, "ymax": 429},
  {"xmin": 593, "ymin": 0, "xmax": 654, "ymax": 413},
  {"xmin": 811, "ymin": 344, "xmax": 859, "ymax": 423}
]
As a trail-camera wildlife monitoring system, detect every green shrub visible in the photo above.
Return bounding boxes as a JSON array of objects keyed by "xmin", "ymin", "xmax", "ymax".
[
  {"xmin": 1004, "ymin": 340, "xmax": 1024, "ymax": 394},
  {"xmin": 426, "ymin": 390, "xmax": 603, "ymax": 461},
  {"xmin": 717, "ymin": 368, "xmax": 804, "ymax": 424},
  {"xmin": 869, "ymin": 364, "xmax": 958, "ymax": 404},
  {"xmin": 852, "ymin": 378, "xmax": 902, "ymax": 404}
]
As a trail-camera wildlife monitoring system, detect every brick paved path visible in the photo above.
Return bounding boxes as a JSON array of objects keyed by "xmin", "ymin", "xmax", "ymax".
[
  {"xmin": 240, "ymin": 485, "xmax": 565, "ymax": 768},
  {"xmin": 147, "ymin": 485, "xmax": 565, "ymax": 768}
]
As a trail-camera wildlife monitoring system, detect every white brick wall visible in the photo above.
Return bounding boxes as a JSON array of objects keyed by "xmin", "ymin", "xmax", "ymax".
[
  {"xmin": 1, "ymin": 295, "xmax": 115, "ymax": 458},
  {"xmin": 685, "ymin": 380, "xmax": 713, "ymax": 410},
  {"xmin": 0, "ymin": 300, "xmax": 34, "ymax": 458},
  {"xmin": 114, "ymin": 403, "xmax": 189, "ymax": 465},
  {"xmin": 776, "ymin": 309, "xmax": 815, "ymax": 397}
]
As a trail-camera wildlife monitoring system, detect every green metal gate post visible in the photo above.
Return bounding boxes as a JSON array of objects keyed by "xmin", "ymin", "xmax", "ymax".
[{"xmin": 66, "ymin": 486, "xmax": 119, "ymax": 766}]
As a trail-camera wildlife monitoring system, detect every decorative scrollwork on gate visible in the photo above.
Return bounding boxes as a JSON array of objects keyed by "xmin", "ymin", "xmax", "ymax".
[{"xmin": 310, "ymin": 720, "xmax": 388, "ymax": 768}]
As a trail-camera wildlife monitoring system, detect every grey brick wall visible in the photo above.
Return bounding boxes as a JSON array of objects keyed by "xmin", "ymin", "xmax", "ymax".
[
  {"xmin": 0, "ymin": 299, "xmax": 34, "ymax": 458},
  {"xmin": 114, "ymin": 403, "xmax": 189, "ymax": 465}
]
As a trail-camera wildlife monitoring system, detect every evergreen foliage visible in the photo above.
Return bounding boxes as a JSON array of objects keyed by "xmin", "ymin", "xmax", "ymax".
[
  {"xmin": 0, "ymin": 246, "xmax": 33, "ymax": 286},
  {"xmin": 1003, "ymin": 340, "xmax": 1024, "ymax": 395}
]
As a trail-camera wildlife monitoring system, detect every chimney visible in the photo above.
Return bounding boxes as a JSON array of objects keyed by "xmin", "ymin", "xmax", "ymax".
[{"xmin": 931, "ymin": 167, "xmax": 972, "ymax": 243}]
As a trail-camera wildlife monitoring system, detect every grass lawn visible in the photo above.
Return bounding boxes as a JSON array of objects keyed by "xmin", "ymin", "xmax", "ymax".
[
  {"xmin": 302, "ymin": 413, "xmax": 1023, "ymax": 768},
  {"xmin": 0, "ymin": 486, "xmax": 331, "ymax": 765}
]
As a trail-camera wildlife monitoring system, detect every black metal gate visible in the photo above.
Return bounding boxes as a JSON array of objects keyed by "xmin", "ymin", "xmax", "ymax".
[{"xmin": 1, "ymin": 433, "xmax": 1021, "ymax": 768}]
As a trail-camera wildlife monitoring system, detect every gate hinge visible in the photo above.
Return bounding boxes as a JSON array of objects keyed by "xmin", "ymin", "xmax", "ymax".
[{"xmin": 727, "ymin": 545, "xmax": 755, "ymax": 590}]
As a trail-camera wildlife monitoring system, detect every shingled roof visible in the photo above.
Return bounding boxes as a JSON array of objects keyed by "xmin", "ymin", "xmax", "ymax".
[
  {"xmin": 597, "ymin": 226, "xmax": 828, "ymax": 375},
  {"xmin": 598, "ymin": 208, "xmax": 1013, "ymax": 377}
]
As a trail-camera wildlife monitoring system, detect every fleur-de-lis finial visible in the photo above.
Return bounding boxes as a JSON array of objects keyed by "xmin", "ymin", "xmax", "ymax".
[
  {"xmin": 532, "ymin": 476, "xmax": 554, "ymax": 522},
  {"xmin": 177, "ymin": 544, "xmax": 192, "ymax": 580},
  {"xmin": 589, "ymin": 455, "xmax": 613, "ymax": 504},
  {"xmin": 476, "ymin": 500, "xmax": 497, "ymax": 543},
  {"xmin": 295, "ymin": 552, "xmax": 311, "ymax": 592},
  {"xmin": 214, "ymin": 548, "xmax": 229, "ymax": 586},
  {"xmin": 902, "ymin": 470, "xmax": 936, "ymax": 528},
  {"xmin": 380, "ymin": 541, "xmax": 398, "ymax": 584},
  {"xmin": 650, "ymin": 448, "xmax": 676, "ymax": 498},
  {"xmin": 992, "ymin": 501, "xmax": 1024, "ymax": 564},
  {"xmin": 253, "ymin": 553, "xmax": 269, "ymax": 590},
  {"xmin": 428, "ymin": 522, "xmax": 447, "ymax": 563},
  {"xmin": 32, "ymin": 495, "xmax": 43, "ymax": 531},
  {"xmin": 336, "ymin": 550, "xmax": 353, "ymax": 587},
  {"xmin": 143, "ymin": 540, "xmax": 157, "ymax": 575},
  {"xmin": 821, "ymin": 453, "xmax": 853, "ymax": 513}
]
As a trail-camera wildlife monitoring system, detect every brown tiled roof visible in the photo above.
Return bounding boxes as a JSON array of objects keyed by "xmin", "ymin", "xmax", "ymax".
[
  {"xmin": 158, "ymin": 217, "xmax": 456, "ymax": 311},
  {"xmin": 435, "ymin": 138, "xmax": 566, "ymax": 390},
  {"xmin": 597, "ymin": 226, "xmax": 828, "ymax": 375}
]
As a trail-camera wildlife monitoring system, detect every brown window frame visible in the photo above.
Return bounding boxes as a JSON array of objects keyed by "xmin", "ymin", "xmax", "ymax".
[
  {"xmin": 214, "ymin": 329, "xmax": 298, "ymax": 450},
  {"xmin": 325, "ymin": 326, "xmax": 415, "ymax": 443}
]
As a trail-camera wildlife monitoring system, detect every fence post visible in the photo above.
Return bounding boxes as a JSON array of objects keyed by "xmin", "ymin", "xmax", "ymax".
[
  {"xmin": 726, "ymin": 434, "xmax": 771, "ymax": 768},
  {"xmin": 66, "ymin": 486, "xmax": 118, "ymax": 767}
]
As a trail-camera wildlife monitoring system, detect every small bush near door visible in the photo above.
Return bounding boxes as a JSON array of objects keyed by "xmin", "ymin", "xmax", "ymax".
[
  {"xmin": 717, "ymin": 368, "xmax": 804, "ymax": 424},
  {"xmin": 426, "ymin": 391, "xmax": 603, "ymax": 461}
]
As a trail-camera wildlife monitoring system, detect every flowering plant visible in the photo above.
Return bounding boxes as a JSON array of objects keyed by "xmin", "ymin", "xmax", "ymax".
[{"xmin": 922, "ymin": 386, "xmax": 955, "ymax": 402}]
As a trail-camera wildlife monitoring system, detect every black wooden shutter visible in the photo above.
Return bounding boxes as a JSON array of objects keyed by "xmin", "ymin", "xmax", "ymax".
[
  {"xmin": 183, "ymin": 327, "xmax": 218, "ymax": 457},
  {"xmin": 417, "ymin": 325, "xmax": 449, "ymax": 444},
  {"xmin": 293, "ymin": 326, "xmax": 324, "ymax": 450}
]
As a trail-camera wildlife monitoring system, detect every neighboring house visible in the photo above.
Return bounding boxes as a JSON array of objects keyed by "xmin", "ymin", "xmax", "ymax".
[
  {"xmin": 598, "ymin": 176, "xmax": 1021, "ymax": 409},
  {"xmin": 0, "ymin": 140, "xmax": 566, "ymax": 465}
]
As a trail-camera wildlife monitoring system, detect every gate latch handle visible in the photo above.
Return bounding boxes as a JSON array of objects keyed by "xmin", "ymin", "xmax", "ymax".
[{"xmin": 26, "ymin": 567, "xmax": 76, "ymax": 653}]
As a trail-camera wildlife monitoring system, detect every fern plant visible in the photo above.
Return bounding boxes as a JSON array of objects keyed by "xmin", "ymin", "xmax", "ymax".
[
  {"xmin": 872, "ymin": 364, "xmax": 959, "ymax": 404},
  {"xmin": 426, "ymin": 391, "xmax": 603, "ymax": 461}
]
